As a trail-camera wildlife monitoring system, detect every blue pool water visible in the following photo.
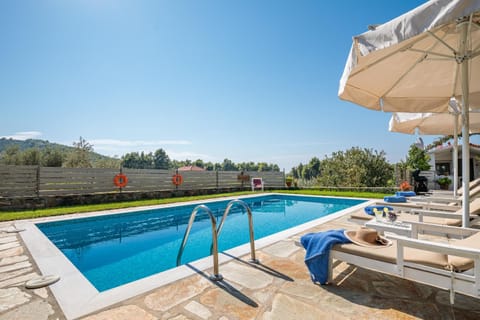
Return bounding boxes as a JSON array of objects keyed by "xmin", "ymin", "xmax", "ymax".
[{"xmin": 37, "ymin": 195, "xmax": 364, "ymax": 291}]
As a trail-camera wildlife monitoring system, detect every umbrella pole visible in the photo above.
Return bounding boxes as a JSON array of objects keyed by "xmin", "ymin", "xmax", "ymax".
[
  {"xmin": 453, "ymin": 114, "xmax": 459, "ymax": 197},
  {"xmin": 459, "ymin": 18, "xmax": 470, "ymax": 228}
]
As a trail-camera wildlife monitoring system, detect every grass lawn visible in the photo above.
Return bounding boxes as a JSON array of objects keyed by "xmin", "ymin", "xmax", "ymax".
[{"xmin": 0, "ymin": 189, "xmax": 389, "ymax": 222}]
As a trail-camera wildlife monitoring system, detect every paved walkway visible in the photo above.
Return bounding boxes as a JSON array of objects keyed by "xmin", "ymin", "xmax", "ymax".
[{"xmin": 2, "ymin": 209, "xmax": 480, "ymax": 319}]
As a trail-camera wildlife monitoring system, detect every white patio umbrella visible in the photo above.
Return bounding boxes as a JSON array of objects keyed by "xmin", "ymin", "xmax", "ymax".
[
  {"xmin": 339, "ymin": 0, "xmax": 480, "ymax": 227},
  {"xmin": 389, "ymin": 109, "xmax": 480, "ymax": 196}
]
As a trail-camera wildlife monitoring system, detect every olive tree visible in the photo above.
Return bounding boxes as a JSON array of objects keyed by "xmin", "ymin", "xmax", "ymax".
[
  {"xmin": 406, "ymin": 144, "xmax": 431, "ymax": 171},
  {"xmin": 64, "ymin": 137, "xmax": 93, "ymax": 168},
  {"xmin": 317, "ymin": 147, "xmax": 393, "ymax": 187}
]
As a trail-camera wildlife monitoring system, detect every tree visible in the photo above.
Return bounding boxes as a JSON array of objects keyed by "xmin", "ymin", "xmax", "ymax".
[
  {"xmin": 64, "ymin": 136, "xmax": 93, "ymax": 168},
  {"xmin": 221, "ymin": 158, "xmax": 237, "ymax": 171},
  {"xmin": 193, "ymin": 159, "xmax": 204, "ymax": 169},
  {"xmin": 1, "ymin": 145, "xmax": 21, "ymax": 165},
  {"xmin": 204, "ymin": 161, "xmax": 215, "ymax": 171},
  {"xmin": 290, "ymin": 163, "xmax": 304, "ymax": 179},
  {"xmin": 121, "ymin": 151, "xmax": 154, "ymax": 169},
  {"xmin": 41, "ymin": 148, "xmax": 64, "ymax": 167},
  {"xmin": 304, "ymin": 157, "xmax": 321, "ymax": 179},
  {"xmin": 406, "ymin": 144, "xmax": 431, "ymax": 171},
  {"xmin": 317, "ymin": 147, "xmax": 393, "ymax": 187},
  {"xmin": 22, "ymin": 148, "xmax": 41, "ymax": 165},
  {"xmin": 95, "ymin": 157, "xmax": 121, "ymax": 169},
  {"xmin": 153, "ymin": 149, "xmax": 171, "ymax": 169}
]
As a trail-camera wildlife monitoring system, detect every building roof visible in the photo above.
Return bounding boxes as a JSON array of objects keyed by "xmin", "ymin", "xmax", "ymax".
[
  {"xmin": 177, "ymin": 165, "xmax": 205, "ymax": 171},
  {"xmin": 427, "ymin": 143, "xmax": 480, "ymax": 156}
]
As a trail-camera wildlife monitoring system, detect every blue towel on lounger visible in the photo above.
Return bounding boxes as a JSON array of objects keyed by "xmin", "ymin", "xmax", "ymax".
[
  {"xmin": 300, "ymin": 229, "xmax": 351, "ymax": 284},
  {"xmin": 364, "ymin": 205, "xmax": 393, "ymax": 215},
  {"xmin": 384, "ymin": 195, "xmax": 407, "ymax": 203},
  {"xmin": 395, "ymin": 191, "xmax": 416, "ymax": 197}
]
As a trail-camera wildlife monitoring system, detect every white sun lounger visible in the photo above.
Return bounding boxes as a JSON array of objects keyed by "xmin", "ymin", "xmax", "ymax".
[{"xmin": 328, "ymin": 222, "xmax": 480, "ymax": 303}]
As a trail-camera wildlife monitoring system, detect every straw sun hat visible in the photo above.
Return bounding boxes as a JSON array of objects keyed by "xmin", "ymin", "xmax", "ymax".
[{"xmin": 344, "ymin": 227, "xmax": 392, "ymax": 248}]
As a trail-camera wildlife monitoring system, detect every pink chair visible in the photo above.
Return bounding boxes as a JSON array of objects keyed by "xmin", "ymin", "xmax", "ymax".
[{"xmin": 251, "ymin": 178, "xmax": 264, "ymax": 191}]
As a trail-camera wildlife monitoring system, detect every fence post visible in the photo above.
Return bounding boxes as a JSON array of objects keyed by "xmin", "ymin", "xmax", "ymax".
[
  {"xmin": 216, "ymin": 170, "xmax": 219, "ymax": 192},
  {"xmin": 175, "ymin": 169, "xmax": 179, "ymax": 191},
  {"xmin": 119, "ymin": 166, "xmax": 123, "ymax": 193},
  {"xmin": 36, "ymin": 165, "xmax": 40, "ymax": 198}
]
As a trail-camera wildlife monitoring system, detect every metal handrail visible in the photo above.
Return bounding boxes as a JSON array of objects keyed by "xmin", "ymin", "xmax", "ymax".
[
  {"xmin": 216, "ymin": 199, "xmax": 258, "ymax": 263},
  {"xmin": 176, "ymin": 205, "xmax": 223, "ymax": 281}
]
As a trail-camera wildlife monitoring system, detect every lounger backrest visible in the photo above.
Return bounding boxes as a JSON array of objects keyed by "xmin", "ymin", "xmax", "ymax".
[
  {"xmin": 457, "ymin": 177, "xmax": 480, "ymax": 196},
  {"xmin": 447, "ymin": 231, "xmax": 480, "ymax": 272},
  {"xmin": 469, "ymin": 198, "xmax": 480, "ymax": 215},
  {"xmin": 449, "ymin": 198, "xmax": 480, "ymax": 223},
  {"xmin": 469, "ymin": 185, "xmax": 480, "ymax": 198}
]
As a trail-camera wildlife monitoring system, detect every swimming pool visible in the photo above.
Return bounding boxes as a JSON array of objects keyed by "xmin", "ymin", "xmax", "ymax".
[{"xmin": 36, "ymin": 194, "xmax": 365, "ymax": 291}]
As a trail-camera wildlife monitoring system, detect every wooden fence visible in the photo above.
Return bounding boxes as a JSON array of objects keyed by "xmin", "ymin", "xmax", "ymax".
[{"xmin": 0, "ymin": 165, "xmax": 285, "ymax": 198}]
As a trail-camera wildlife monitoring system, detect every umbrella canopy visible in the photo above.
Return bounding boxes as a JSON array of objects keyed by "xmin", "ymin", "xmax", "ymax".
[
  {"xmin": 339, "ymin": 0, "xmax": 480, "ymax": 227},
  {"xmin": 339, "ymin": 0, "xmax": 480, "ymax": 113},
  {"xmin": 389, "ymin": 112, "xmax": 480, "ymax": 135},
  {"xmin": 389, "ymin": 110, "xmax": 480, "ymax": 196}
]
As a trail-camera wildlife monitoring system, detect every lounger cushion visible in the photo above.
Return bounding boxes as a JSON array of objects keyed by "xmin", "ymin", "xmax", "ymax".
[
  {"xmin": 470, "ymin": 198, "xmax": 480, "ymax": 215},
  {"xmin": 399, "ymin": 213, "xmax": 462, "ymax": 226},
  {"xmin": 363, "ymin": 205, "xmax": 394, "ymax": 215},
  {"xmin": 395, "ymin": 191, "xmax": 416, "ymax": 197},
  {"xmin": 350, "ymin": 211, "xmax": 375, "ymax": 221},
  {"xmin": 334, "ymin": 242, "xmax": 449, "ymax": 269},
  {"xmin": 384, "ymin": 196, "xmax": 407, "ymax": 203},
  {"xmin": 448, "ymin": 232, "xmax": 480, "ymax": 272}
]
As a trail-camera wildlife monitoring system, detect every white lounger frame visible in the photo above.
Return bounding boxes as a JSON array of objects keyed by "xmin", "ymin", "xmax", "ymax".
[{"xmin": 329, "ymin": 222, "xmax": 480, "ymax": 300}]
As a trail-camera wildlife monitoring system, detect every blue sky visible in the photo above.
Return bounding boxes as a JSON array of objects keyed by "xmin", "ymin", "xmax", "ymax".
[{"xmin": 2, "ymin": 0, "xmax": 477, "ymax": 171}]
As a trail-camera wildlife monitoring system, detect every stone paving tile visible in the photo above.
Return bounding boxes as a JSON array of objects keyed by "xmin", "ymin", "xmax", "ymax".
[
  {"xmin": 0, "ymin": 267, "xmax": 34, "ymax": 282},
  {"xmin": 162, "ymin": 314, "xmax": 192, "ymax": 320},
  {"xmin": 183, "ymin": 301, "xmax": 211, "ymax": 320},
  {"xmin": 0, "ymin": 255, "xmax": 28, "ymax": 267},
  {"xmin": 0, "ymin": 261, "xmax": 32, "ymax": 274},
  {"xmin": 199, "ymin": 287, "xmax": 259, "ymax": 320},
  {"xmin": 260, "ymin": 240, "xmax": 299, "ymax": 258},
  {"xmin": 219, "ymin": 261, "xmax": 274, "ymax": 290},
  {"xmin": 0, "ymin": 287, "xmax": 31, "ymax": 312},
  {"xmin": 0, "ymin": 299, "xmax": 54, "ymax": 320},
  {"xmin": 0, "ymin": 243, "xmax": 20, "ymax": 252},
  {"xmin": 262, "ymin": 293, "xmax": 327, "ymax": 320},
  {"xmin": 0, "ymin": 247, "xmax": 23, "ymax": 259},
  {"xmin": 0, "ymin": 237, "xmax": 18, "ymax": 245},
  {"xmin": 33, "ymin": 287, "xmax": 49, "ymax": 299},
  {"xmin": 0, "ymin": 271, "xmax": 38, "ymax": 288},
  {"xmin": 144, "ymin": 276, "xmax": 211, "ymax": 312},
  {"xmin": 81, "ymin": 305, "xmax": 157, "ymax": 320}
]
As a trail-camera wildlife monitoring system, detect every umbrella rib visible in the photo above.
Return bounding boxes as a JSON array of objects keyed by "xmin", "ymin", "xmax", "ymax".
[
  {"xmin": 452, "ymin": 59, "xmax": 460, "ymax": 98},
  {"xmin": 408, "ymin": 48, "xmax": 454, "ymax": 60},
  {"xmin": 381, "ymin": 33, "xmax": 453, "ymax": 99},
  {"xmin": 471, "ymin": 50, "xmax": 480, "ymax": 59},
  {"xmin": 382, "ymin": 26, "xmax": 461, "ymax": 100},
  {"xmin": 349, "ymin": 33, "xmax": 431, "ymax": 77},
  {"xmin": 381, "ymin": 57, "xmax": 424, "ymax": 99},
  {"xmin": 427, "ymin": 30, "xmax": 457, "ymax": 53}
]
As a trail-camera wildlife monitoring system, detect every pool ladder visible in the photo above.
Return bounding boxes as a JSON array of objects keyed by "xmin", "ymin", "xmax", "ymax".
[{"xmin": 176, "ymin": 199, "xmax": 258, "ymax": 281}]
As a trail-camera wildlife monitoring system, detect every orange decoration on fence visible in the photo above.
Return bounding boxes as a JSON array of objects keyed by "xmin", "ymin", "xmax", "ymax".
[
  {"xmin": 399, "ymin": 181, "xmax": 412, "ymax": 191},
  {"xmin": 172, "ymin": 174, "xmax": 183, "ymax": 186},
  {"xmin": 113, "ymin": 173, "xmax": 128, "ymax": 188}
]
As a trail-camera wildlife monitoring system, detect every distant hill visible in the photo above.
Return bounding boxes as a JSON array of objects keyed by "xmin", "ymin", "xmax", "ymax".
[{"xmin": 0, "ymin": 138, "xmax": 118, "ymax": 165}]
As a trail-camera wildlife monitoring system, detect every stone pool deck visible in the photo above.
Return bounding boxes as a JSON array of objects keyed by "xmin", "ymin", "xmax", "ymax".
[{"xmin": 2, "ymin": 208, "xmax": 480, "ymax": 319}]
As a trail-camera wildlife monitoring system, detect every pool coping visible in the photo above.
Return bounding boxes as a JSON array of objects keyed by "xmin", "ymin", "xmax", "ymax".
[{"xmin": 17, "ymin": 193, "xmax": 372, "ymax": 320}]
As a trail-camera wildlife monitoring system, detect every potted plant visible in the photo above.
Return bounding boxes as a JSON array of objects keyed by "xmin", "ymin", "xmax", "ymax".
[
  {"xmin": 285, "ymin": 176, "xmax": 293, "ymax": 187},
  {"xmin": 436, "ymin": 177, "xmax": 452, "ymax": 190}
]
